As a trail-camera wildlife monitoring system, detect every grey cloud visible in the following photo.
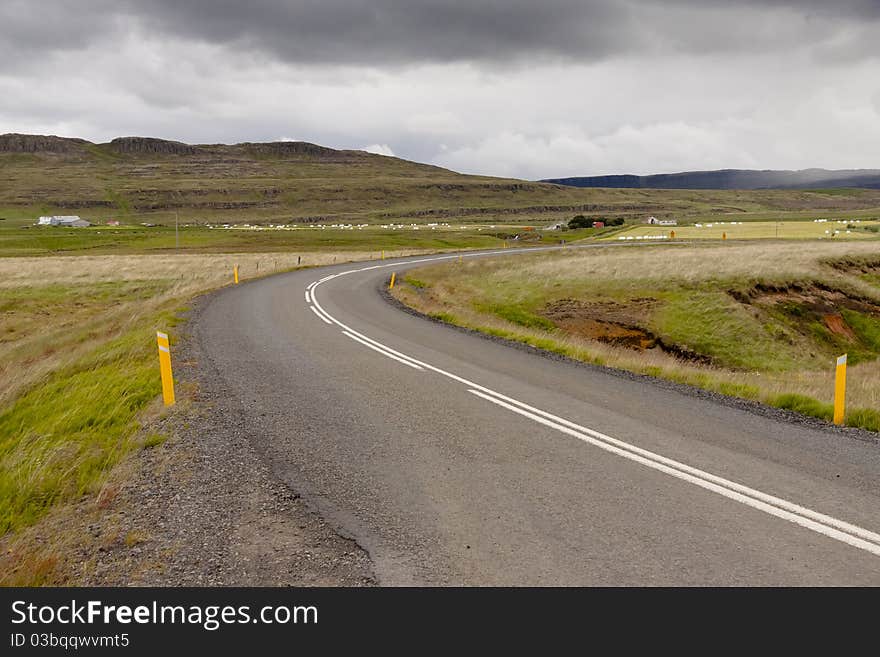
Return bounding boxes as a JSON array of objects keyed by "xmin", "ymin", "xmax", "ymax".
[{"xmin": 2, "ymin": 1, "xmax": 878, "ymax": 68}]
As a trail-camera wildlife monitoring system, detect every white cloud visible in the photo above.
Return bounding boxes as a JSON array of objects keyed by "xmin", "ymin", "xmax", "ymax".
[{"xmin": 362, "ymin": 143, "xmax": 396, "ymax": 156}]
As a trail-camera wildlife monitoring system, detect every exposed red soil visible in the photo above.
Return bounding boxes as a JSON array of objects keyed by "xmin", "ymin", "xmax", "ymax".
[{"xmin": 541, "ymin": 297, "xmax": 712, "ymax": 363}]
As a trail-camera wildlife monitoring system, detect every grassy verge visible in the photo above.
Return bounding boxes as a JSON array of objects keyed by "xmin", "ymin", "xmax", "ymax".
[
  {"xmin": 0, "ymin": 245, "xmax": 449, "ymax": 584},
  {"xmin": 0, "ymin": 314, "xmax": 174, "ymax": 535},
  {"xmin": 392, "ymin": 241, "xmax": 880, "ymax": 432}
]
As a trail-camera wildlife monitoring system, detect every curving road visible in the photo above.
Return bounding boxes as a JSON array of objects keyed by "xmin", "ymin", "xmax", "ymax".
[{"xmin": 195, "ymin": 247, "xmax": 880, "ymax": 585}]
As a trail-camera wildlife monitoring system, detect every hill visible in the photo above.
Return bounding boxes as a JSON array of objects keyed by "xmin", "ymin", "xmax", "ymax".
[
  {"xmin": 544, "ymin": 168, "xmax": 880, "ymax": 190},
  {"xmin": 0, "ymin": 133, "xmax": 597, "ymax": 226},
  {"xmin": 2, "ymin": 134, "xmax": 880, "ymax": 227}
]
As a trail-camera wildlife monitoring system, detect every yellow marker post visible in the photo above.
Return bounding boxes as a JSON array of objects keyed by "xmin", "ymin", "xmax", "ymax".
[
  {"xmin": 833, "ymin": 354, "xmax": 847, "ymax": 425},
  {"xmin": 670, "ymin": 230, "xmax": 676, "ymax": 239},
  {"xmin": 381, "ymin": 250, "xmax": 385, "ymax": 260},
  {"xmin": 156, "ymin": 331, "xmax": 175, "ymax": 406},
  {"xmin": 458, "ymin": 254, "xmax": 462, "ymax": 263},
  {"xmin": 233, "ymin": 264, "xmax": 239, "ymax": 284},
  {"xmin": 722, "ymin": 232, "xmax": 727, "ymax": 240},
  {"xmin": 389, "ymin": 272, "xmax": 396, "ymax": 289}
]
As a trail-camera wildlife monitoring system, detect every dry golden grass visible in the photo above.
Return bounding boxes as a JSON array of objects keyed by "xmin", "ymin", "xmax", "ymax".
[
  {"xmin": 0, "ymin": 249, "xmax": 428, "ymax": 288},
  {"xmin": 512, "ymin": 241, "xmax": 880, "ymax": 291}
]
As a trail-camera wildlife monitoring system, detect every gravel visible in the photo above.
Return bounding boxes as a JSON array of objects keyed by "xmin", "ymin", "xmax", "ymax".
[{"xmin": 77, "ymin": 293, "xmax": 375, "ymax": 586}]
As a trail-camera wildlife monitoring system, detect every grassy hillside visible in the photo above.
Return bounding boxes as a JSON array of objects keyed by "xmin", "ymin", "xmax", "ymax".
[
  {"xmin": 392, "ymin": 242, "xmax": 880, "ymax": 431},
  {"xmin": 3, "ymin": 134, "xmax": 880, "ymax": 234}
]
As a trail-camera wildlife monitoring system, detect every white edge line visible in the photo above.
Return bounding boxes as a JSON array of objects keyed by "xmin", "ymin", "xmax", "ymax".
[
  {"xmin": 470, "ymin": 387, "xmax": 880, "ymax": 547},
  {"xmin": 342, "ymin": 331, "xmax": 423, "ymax": 370},
  {"xmin": 309, "ymin": 306, "xmax": 332, "ymax": 324},
  {"xmin": 468, "ymin": 389, "xmax": 880, "ymax": 557},
  {"xmin": 312, "ymin": 304, "xmax": 334, "ymax": 324}
]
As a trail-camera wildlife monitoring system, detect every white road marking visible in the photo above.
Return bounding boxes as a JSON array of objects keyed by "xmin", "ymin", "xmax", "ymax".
[
  {"xmin": 342, "ymin": 331, "xmax": 423, "ymax": 370},
  {"xmin": 305, "ymin": 289, "xmax": 312, "ymax": 303},
  {"xmin": 307, "ymin": 247, "xmax": 880, "ymax": 558},
  {"xmin": 469, "ymin": 389, "xmax": 880, "ymax": 557},
  {"xmin": 312, "ymin": 304, "xmax": 334, "ymax": 324},
  {"xmin": 309, "ymin": 305, "xmax": 332, "ymax": 324}
]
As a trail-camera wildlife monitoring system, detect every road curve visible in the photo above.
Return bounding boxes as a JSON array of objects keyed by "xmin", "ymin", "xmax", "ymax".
[{"xmin": 194, "ymin": 246, "xmax": 880, "ymax": 585}]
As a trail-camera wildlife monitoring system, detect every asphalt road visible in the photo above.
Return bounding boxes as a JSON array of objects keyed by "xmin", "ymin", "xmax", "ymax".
[{"xmin": 195, "ymin": 246, "xmax": 880, "ymax": 585}]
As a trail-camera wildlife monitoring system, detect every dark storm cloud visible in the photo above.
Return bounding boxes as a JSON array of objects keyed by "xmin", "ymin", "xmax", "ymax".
[
  {"xmin": 128, "ymin": 0, "xmax": 633, "ymax": 65},
  {"xmin": 1, "ymin": 0, "xmax": 877, "ymax": 67}
]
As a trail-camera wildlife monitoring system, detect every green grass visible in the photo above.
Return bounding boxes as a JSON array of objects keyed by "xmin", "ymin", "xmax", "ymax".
[
  {"xmin": 841, "ymin": 309, "xmax": 880, "ymax": 351},
  {"xmin": 474, "ymin": 302, "xmax": 557, "ymax": 331},
  {"xmin": 771, "ymin": 393, "xmax": 834, "ymax": 421},
  {"xmin": 142, "ymin": 432, "xmax": 168, "ymax": 449},
  {"xmin": 0, "ymin": 320, "xmax": 169, "ymax": 534},
  {"xmin": 652, "ymin": 290, "xmax": 803, "ymax": 371},
  {"xmin": 846, "ymin": 408, "xmax": 880, "ymax": 432}
]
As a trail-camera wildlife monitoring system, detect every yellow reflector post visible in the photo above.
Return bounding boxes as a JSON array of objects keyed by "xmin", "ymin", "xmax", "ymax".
[{"xmin": 834, "ymin": 354, "xmax": 847, "ymax": 425}]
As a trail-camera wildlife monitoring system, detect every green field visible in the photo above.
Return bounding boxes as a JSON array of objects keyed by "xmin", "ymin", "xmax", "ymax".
[{"xmin": 0, "ymin": 224, "xmax": 511, "ymax": 257}]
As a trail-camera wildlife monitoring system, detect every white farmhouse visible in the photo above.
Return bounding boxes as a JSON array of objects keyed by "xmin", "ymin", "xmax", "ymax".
[{"xmin": 37, "ymin": 215, "xmax": 91, "ymax": 227}]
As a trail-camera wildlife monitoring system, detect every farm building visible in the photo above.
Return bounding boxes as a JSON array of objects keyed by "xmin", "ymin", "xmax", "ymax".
[
  {"xmin": 646, "ymin": 216, "xmax": 677, "ymax": 226},
  {"xmin": 37, "ymin": 215, "xmax": 91, "ymax": 227}
]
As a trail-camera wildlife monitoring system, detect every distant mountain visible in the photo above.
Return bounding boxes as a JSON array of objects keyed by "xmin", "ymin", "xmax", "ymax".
[{"xmin": 543, "ymin": 168, "xmax": 880, "ymax": 190}]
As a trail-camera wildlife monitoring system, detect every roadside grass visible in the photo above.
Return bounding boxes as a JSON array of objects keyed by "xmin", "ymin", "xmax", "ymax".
[
  {"xmin": 0, "ymin": 320, "xmax": 166, "ymax": 535},
  {"xmin": 0, "ymin": 246, "xmax": 446, "ymax": 581},
  {"xmin": 392, "ymin": 241, "xmax": 880, "ymax": 432}
]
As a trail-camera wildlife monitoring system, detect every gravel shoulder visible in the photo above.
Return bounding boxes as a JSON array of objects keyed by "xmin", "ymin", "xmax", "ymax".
[{"xmin": 27, "ymin": 291, "xmax": 376, "ymax": 586}]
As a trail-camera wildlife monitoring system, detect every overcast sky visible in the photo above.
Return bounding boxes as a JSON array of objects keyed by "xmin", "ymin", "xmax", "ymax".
[{"xmin": 1, "ymin": 1, "xmax": 878, "ymax": 178}]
